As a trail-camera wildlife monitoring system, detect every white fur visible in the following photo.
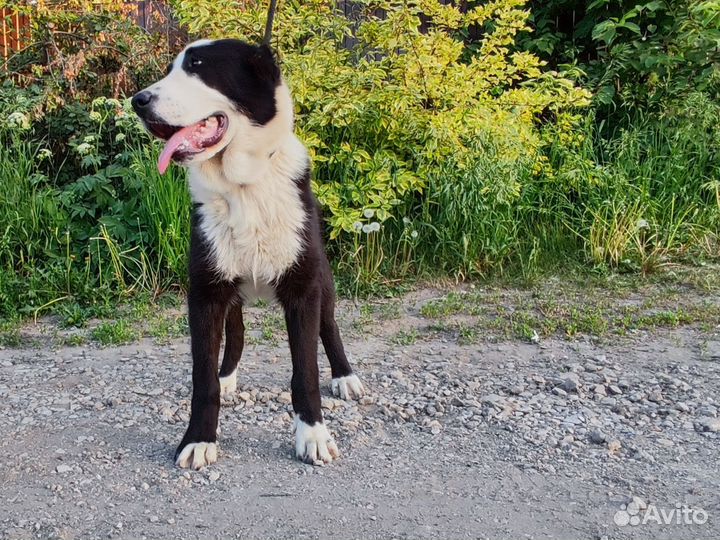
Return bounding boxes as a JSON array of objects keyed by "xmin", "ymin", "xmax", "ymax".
[
  {"xmin": 219, "ymin": 369, "xmax": 237, "ymax": 398},
  {"xmin": 292, "ymin": 417, "xmax": 339, "ymax": 464},
  {"xmin": 176, "ymin": 442, "xmax": 217, "ymax": 470},
  {"xmin": 189, "ymin": 134, "xmax": 308, "ymax": 285},
  {"xmin": 331, "ymin": 374, "xmax": 366, "ymax": 400}
]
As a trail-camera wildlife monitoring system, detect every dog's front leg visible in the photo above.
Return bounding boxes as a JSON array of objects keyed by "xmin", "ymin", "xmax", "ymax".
[
  {"xmin": 175, "ymin": 283, "xmax": 229, "ymax": 469},
  {"xmin": 282, "ymin": 289, "xmax": 339, "ymax": 464}
]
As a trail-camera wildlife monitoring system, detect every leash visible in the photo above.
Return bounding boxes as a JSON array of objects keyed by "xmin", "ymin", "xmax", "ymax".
[{"xmin": 263, "ymin": 0, "xmax": 278, "ymax": 45}]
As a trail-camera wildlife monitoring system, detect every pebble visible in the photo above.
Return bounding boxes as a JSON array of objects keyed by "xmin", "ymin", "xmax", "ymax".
[
  {"xmin": 695, "ymin": 417, "xmax": 720, "ymax": 433},
  {"xmin": 2, "ymin": 305, "xmax": 719, "ymax": 537},
  {"xmin": 559, "ymin": 373, "xmax": 580, "ymax": 393}
]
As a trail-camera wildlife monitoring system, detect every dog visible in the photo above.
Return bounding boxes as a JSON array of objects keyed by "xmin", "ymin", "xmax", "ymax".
[{"xmin": 131, "ymin": 38, "xmax": 364, "ymax": 469}]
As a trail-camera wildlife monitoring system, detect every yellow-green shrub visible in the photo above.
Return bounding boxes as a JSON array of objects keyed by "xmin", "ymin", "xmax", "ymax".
[{"xmin": 171, "ymin": 0, "xmax": 590, "ymax": 241}]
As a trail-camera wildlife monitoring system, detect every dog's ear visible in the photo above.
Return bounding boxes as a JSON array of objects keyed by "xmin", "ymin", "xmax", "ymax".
[{"xmin": 249, "ymin": 44, "xmax": 280, "ymax": 86}]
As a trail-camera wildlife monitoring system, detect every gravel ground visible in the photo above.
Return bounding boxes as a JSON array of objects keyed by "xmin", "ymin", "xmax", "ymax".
[{"xmin": 1, "ymin": 287, "xmax": 719, "ymax": 540}]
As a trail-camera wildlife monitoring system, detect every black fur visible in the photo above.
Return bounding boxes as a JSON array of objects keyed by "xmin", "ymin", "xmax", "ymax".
[{"xmin": 184, "ymin": 40, "xmax": 280, "ymax": 125}]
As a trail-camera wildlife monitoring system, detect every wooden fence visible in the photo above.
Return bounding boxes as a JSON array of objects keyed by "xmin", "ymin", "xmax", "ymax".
[
  {"xmin": 1, "ymin": 1, "xmax": 179, "ymax": 61},
  {"xmin": 2, "ymin": 1, "xmax": 481, "ymax": 61},
  {"xmin": 1, "ymin": 7, "xmax": 31, "ymax": 60}
]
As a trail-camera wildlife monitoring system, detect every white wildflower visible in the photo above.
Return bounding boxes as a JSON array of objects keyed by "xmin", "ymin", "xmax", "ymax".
[
  {"xmin": 363, "ymin": 208, "xmax": 375, "ymax": 219},
  {"xmin": 362, "ymin": 224, "xmax": 372, "ymax": 234},
  {"xmin": 410, "ymin": 230, "xmax": 418, "ymax": 239},
  {"xmin": 75, "ymin": 142, "xmax": 93, "ymax": 155},
  {"xmin": 636, "ymin": 219, "xmax": 649, "ymax": 229},
  {"xmin": 115, "ymin": 132, "xmax": 126, "ymax": 143},
  {"xmin": 352, "ymin": 221, "xmax": 363, "ymax": 232},
  {"xmin": 89, "ymin": 111, "xmax": 102, "ymax": 122},
  {"xmin": 6, "ymin": 111, "xmax": 30, "ymax": 130},
  {"xmin": 370, "ymin": 222, "xmax": 381, "ymax": 232},
  {"xmin": 38, "ymin": 148, "xmax": 52, "ymax": 160}
]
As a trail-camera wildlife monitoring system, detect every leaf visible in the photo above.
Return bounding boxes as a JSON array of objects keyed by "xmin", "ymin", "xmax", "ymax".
[
  {"xmin": 595, "ymin": 85, "xmax": 616, "ymax": 105},
  {"xmin": 592, "ymin": 21, "xmax": 618, "ymax": 45},
  {"xmin": 618, "ymin": 22, "xmax": 642, "ymax": 35}
]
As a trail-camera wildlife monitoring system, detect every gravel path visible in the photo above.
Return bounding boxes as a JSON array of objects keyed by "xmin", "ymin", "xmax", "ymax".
[{"xmin": 1, "ymin": 288, "xmax": 719, "ymax": 539}]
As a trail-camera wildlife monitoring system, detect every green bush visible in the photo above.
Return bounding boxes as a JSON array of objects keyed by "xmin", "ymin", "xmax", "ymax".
[
  {"xmin": 172, "ymin": 0, "xmax": 591, "ymax": 288},
  {"xmin": 0, "ymin": 0, "xmax": 717, "ymax": 321},
  {"xmin": 522, "ymin": 1, "xmax": 720, "ymax": 117}
]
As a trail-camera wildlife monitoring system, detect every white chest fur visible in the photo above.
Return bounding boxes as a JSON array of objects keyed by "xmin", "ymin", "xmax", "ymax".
[{"xmin": 188, "ymin": 135, "xmax": 309, "ymax": 288}]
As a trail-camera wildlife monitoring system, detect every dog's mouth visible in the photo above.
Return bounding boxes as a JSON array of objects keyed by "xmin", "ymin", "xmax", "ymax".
[{"xmin": 147, "ymin": 113, "xmax": 228, "ymax": 174}]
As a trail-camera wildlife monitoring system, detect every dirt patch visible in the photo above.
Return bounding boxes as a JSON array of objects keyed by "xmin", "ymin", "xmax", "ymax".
[{"xmin": 1, "ymin": 285, "xmax": 719, "ymax": 539}]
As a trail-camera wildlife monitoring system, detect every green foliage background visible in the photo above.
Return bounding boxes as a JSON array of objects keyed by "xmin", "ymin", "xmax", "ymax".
[{"xmin": 0, "ymin": 0, "xmax": 718, "ymax": 322}]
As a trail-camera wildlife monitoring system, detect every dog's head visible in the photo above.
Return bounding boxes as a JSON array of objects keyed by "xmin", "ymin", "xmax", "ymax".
[{"xmin": 132, "ymin": 39, "xmax": 292, "ymax": 173}]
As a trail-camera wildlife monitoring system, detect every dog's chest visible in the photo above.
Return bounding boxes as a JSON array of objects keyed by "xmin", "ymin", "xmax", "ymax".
[{"xmin": 193, "ymin": 179, "xmax": 306, "ymax": 285}]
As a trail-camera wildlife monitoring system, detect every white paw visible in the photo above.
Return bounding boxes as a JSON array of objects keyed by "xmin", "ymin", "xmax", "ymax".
[
  {"xmin": 219, "ymin": 370, "xmax": 237, "ymax": 399},
  {"xmin": 175, "ymin": 442, "xmax": 218, "ymax": 470},
  {"xmin": 292, "ymin": 417, "xmax": 339, "ymax": 464},
  {"xmin": 331, "ymin": 374, "xmax": 365, "ymax": 400}
]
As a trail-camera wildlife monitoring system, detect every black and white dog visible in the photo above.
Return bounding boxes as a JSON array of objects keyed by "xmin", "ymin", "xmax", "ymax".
[{"xmin": 131, "ymin": 39, "xmax": 364, "ymax": 469}]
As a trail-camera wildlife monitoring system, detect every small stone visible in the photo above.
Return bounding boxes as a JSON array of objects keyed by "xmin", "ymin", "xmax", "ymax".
[
  {"xmin": 277, "ymin": 392, "xmax": 291, "ymax": 404},
  {"xmin": 451, "ymin": 397, "xmax": 464, "ymax": 407},
  {"xmin": 553, "ymin": 387, "xmax": 568, "ymax": 397},
  {"xmin": 208, "ymin": 471, "xmax": 220, "ymax": 482},
  {"xmin": 56, "ymin": 464, "xmax": 72, "ymax": 474},
  {"xmin": 141, "ymin": 482, "xmax": 150, "ymax": 491},
  {"xmin": 428, "ymin": 420, "xmax": 442, "ymax": 434},
  {"xmin": 589, "ymin": 429, "xmax": 607, "ymax": 444},
  {"xmin": 482, "ymin": 394, "xmax": 505, "ymax": 407},
  {"xmin": 559, "ymin": 373, "xmax": 580, "ymax": 393},
  {"xmin": 238, "ymin": 391, "xmax": 252, "ymax": 402},
  {"xmin": 608, "ymin": 385, "xmax": 622, "ymax": 395},
  {"xmin": 647, "ymin": 391, "xmax": 663, "ymax": 403},
  {"xmin": 593, "ymin": 384, "xmax": 607, "ymax": 397},
  {"xmin": 607, "ymin": 439, "xmax": 622, "ymax": 453},
  {"xmin": 149, "ymin": 515, "xmax": 159, "ymax": 523},
  {"xmin": 695, "ymin": 417, "xmax": 720, "ymax": 433}
]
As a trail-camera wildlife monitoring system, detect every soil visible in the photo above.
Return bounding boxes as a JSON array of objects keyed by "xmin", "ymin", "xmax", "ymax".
[{"xmin": 1, "ymin": 287, "xmax": 718, "ymax": 540}]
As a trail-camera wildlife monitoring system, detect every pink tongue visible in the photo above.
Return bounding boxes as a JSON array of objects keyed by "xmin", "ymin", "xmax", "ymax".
[{"xmin": 157, "ymin": 124, "xmax": 199, "ymax": 174}]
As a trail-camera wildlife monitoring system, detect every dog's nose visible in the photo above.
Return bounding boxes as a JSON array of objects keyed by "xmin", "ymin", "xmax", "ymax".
[{"xmin": 131, "ymin": 91, "xmax": 154, "ymax": 112}]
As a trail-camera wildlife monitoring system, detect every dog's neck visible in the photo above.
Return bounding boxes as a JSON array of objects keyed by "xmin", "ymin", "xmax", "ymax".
[{"xmin": 199, "ymin": 79, "xmax": 307, "ymax": 186}]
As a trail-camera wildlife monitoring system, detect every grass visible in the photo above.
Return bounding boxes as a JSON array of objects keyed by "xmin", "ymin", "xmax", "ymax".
[
  {"xmin": 415, "ymin": 274, "xmax": 720, "ymax": 343},
  {"xmin": 0, "ymin": 89, "xmax": 719, "ymax": 324},
  {"xmin": 90, "ymin": 320, "xmax": 141, "ymax": 346}
]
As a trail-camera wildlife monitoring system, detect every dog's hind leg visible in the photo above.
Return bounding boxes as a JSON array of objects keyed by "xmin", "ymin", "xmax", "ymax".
[
  {"xmin": 219, "ymin": 301, "xmax": 244, "ymax": 399},
  {"xmin": 319, "ymin": 271, "xmax": 365, "ymax": 401}
]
